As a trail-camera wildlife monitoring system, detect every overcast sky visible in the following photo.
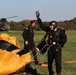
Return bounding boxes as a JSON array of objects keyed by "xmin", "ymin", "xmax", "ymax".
[{"xmin": 0, "ymin": 0, "xmax": 76, "ymax": 22}]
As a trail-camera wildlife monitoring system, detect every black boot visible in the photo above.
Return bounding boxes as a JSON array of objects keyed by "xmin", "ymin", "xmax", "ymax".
[
  {"xmin": 25, "ymin": 63, "xmax": 38, "ymax": 74},
  {"xmin": 34, "ymin": 55, "xmax": 39, "ymax": 65}
]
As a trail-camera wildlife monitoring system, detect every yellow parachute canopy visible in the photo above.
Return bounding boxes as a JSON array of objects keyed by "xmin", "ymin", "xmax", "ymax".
[
  {"xmin": 0, "ymin": 33, "xmax": 20, "ymax": 48},
  {"xmin": 0, "ymin": 33, "xmax": 31, "ymax": 75}
]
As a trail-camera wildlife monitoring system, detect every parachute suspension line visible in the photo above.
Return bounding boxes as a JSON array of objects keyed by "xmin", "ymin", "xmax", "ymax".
[
  {"xmin": 32, "ymin": 45, "xmax": 51, "ymax": 63},
  {"xmin": 38, "ymin": 45, "xmax": 51, "ymax": 62},
  {"xmin": 31, "ymin": 44, "xmax": 48, "ymax": 60}
]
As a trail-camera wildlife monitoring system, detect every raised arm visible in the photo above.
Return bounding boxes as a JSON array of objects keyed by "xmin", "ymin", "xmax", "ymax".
[{"xmin": 36, "ymin": 11, "xmax": 49, "ymax": 32}]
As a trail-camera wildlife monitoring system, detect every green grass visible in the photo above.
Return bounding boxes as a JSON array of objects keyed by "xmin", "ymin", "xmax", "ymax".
[{"xmin": 0, "ymin": 30, "xmax": 76, "ymax": 75}]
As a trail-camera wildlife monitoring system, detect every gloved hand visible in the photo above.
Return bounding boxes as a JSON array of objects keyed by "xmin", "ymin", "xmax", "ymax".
[{"xmin": 36, "ymin": 11, "xmax": 40, "ymax": 18}]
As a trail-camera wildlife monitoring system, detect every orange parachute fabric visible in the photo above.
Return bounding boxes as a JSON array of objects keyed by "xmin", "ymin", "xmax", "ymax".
[
  {"xmin": 0, "ymin": 50, "xmax": 31, "ymax": 75},
  {"xmin": 0, "ymin": 33, "xmax": 20, "ymax": 48},
  {"xmin": 0, "ymin": 33, "xmax": 32, "ymax": 75}
]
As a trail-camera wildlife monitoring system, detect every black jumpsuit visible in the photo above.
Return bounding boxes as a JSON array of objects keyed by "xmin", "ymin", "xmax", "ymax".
[
  {"xmin": 37, "ymin": 18, "xmax": 67, "ymax": 74},
  {"xmin": 18, "ymin": 25, "xmax": 38, "ymax": 64}
]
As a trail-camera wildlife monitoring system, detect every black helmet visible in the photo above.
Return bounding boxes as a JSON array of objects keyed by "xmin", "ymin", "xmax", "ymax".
[{"xmin": 49, "ymin": 21, "xmax": 57, "ymax": 28}]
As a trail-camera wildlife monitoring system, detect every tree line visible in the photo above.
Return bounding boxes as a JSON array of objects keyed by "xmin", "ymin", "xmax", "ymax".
[{"xmin": 4, "ymin": 17, "xmax": 76, "ymax": 31}]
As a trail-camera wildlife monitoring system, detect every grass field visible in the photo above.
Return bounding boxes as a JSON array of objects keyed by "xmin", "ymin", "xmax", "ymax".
[{"xmin": 0, "ymin": 30, "xmax": 76, "ymax": 75}]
